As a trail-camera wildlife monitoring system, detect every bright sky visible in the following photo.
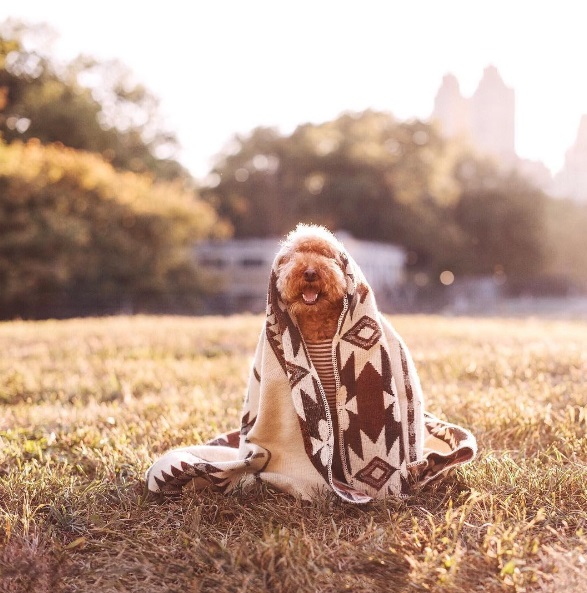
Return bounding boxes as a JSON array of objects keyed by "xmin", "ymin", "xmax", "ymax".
[{"xmin": 2, "ymin": 1, "xmax": 587, "ymax": 179}]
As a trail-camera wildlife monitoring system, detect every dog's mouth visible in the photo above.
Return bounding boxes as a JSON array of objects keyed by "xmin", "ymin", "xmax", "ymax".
[{"xmin": 302, "ymin": 288, "xmax": 320, "ymax": 305}]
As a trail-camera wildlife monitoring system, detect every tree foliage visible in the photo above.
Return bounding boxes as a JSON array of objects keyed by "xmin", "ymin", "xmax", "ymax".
[
  {"xmin": 449, "ymin": 157, "xmax": 547, "ymax": 279},
  {"xmin": 543, "ymin": 197, "xmax": 587, "ymax": 291},
  {"xmin": 0, "ymin": 140, "xmax": 223, "ymax": 319},
  {"xmin": 0, "ymin": 20, "xmax": 187, "ymax": 180},
  {"xmin": 204, "ymin": 110, "xmax": 547, "ymax": 282}
]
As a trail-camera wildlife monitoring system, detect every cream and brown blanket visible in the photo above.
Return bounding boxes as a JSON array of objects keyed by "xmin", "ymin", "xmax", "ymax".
[{"xmin": 146, "ymin": 240, "xmax": 477, "ymax": 503}]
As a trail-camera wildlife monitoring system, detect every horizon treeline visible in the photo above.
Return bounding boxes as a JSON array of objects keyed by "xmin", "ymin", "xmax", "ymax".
[{"xmin": 1, "ymin": 21, "xmax": 586, "ymax": 319}]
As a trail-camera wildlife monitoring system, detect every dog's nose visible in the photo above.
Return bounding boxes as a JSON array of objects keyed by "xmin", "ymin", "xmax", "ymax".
[{"xmin": 304, "ymin": 268, "xmax": 317, "ymax": 282}]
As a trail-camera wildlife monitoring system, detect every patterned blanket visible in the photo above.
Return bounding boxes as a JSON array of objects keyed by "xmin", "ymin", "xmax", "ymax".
[{"xmin": 146, "ymin": 236, "xmax": 477, "ymax": 503}]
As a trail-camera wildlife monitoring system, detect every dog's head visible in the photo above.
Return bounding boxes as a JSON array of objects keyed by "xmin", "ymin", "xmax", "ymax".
[{"xmin": 275, "ymin": 224, "xmax": 347, "ymax": 316}]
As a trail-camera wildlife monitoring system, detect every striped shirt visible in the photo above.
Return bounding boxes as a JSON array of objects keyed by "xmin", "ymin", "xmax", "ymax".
[
  {"xmin": 305, "ymin": 339, "xmax": 337, "ymax": 411},
  {"xmin": 306, "ymin": 339, "xmax": 346, "ymax": 482}
]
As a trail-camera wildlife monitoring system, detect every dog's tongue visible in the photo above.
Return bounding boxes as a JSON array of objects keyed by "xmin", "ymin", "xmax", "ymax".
[{"xmin": 302, "ymin": 289, "xmax": 319, "ymax": 305}]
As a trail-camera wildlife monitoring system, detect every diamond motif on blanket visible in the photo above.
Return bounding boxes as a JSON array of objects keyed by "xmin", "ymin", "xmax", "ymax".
[
  {"xmin": 354, "ymin": 456, "xmax": 397, "ymax": 490},
  {"xmin": 285, "ymin": 361, "xmax": 309, "ymax": 387},
  {"xmin": 342, "ymin": 316, "xmax": 382, "ymax": 350}
]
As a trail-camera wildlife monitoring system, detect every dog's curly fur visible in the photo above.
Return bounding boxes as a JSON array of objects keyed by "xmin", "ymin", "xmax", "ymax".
[{"xmin": 276, "ymin": 224, "xmax": 347, "ymax": 341}]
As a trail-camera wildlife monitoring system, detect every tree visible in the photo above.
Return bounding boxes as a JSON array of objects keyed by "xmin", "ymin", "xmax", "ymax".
[
  {"xmin": 204, "ymin": 111, "xmax": 458, "ymax": 243},
  {"xmin": 450, "ymin": 156, "xmax": 547, "ymax": 281},
  {"xmin": 0, "ymin": 139, "xmax": 224, "ymax": 319},
  {"xmin": 542, "ymin": 197, "xmax": 587, "ymax": 292},
  {"xmin": 204, "ymin": 110, "xmax": 549, "ymax": 284},
  {"xmin": 0, "ymin": 19, "xmax": 187, "ymax": 180}
]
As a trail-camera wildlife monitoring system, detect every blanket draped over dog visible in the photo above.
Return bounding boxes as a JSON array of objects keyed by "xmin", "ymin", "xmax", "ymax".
[{"xmin": 146, "ymin": 243, "xmax": 477, "ymax": 503}]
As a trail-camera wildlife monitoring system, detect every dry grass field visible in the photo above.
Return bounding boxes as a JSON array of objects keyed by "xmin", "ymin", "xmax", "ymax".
[{"xmin": 1, "ymin": 314, "xmax": 586, "ymax": 592}]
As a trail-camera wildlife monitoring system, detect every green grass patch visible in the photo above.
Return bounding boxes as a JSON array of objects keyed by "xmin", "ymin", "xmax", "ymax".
[{"xmin": 1, "ymin": 314, "xmax": 586, "ymax": 592}]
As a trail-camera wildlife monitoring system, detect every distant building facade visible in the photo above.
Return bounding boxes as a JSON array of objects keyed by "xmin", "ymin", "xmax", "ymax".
[
  {"xmin": 552, "ymin": 115, "xmax": 587, "ymax": 202},
  {"xmin": 432, "ymin": 65, "xmax": 516, "ymax": 166},
  {"xmin": 429, "ymin": 66, "xmax": 586, "ymax": 196},
  {"xmin": 432, "ymin": 73, "xmax": 471, "ymax": 140},
  {"xmin": 196, "ymin": 234, "xmax": 406, "ymax": 313}
]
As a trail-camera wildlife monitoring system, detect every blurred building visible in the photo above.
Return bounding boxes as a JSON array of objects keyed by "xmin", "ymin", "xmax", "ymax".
[
  {"xmin": 552, "ymin": 114, "xmax": 587, "ymax": 202},
  {"xmin": 196, "ymin": 234, "xmax": 406, "ymax": 313},
  {"xmin": 432, "ymin": 73, "xmax": 471, "ymax": 140},
  {"xmin": 432, "ymin": 65, "xmax": 516, "ymax": 166},
  {"xmin": 431, "ymin": 66, "xmax": 560, "ymax": 193}
]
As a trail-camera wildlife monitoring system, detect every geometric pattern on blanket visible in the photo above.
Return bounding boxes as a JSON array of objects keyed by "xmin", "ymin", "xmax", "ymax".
[{"xmin": 146, "ymin": 232, "xmax": 477, "ymax": 503}]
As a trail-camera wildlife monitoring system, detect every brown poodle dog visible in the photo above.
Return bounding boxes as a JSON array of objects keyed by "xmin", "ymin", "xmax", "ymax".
[{"xmin": 275, "ymin": 224, "xmax": 347, "ymax": 341}]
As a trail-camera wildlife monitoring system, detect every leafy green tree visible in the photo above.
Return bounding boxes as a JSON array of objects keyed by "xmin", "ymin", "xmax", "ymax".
[
  {"xmin": 204, "ymin": 111, "xmax": 458, "ymax": 244},
  {"xmin": 0, "ymin": 139, "xmax": 223, "ymax": 319},
  {"xmin": 543, "ymin": 197, "xmax": 587, "ymax": 291},
  {"xmin": 449, "ymin": 157, "xmax": 547, "ymax": 281},
  {"xmin": 205, "ymin": 110, "xmax": 548, "ymax": 284},
  {"xmin": 0, "ymin": 20, "xmax": 187, "ymax": 180}
]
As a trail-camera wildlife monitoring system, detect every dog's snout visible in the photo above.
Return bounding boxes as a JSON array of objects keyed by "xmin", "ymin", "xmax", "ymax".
[{"xmin": 304, "ymin": 268, "xmax": 317, "ymax": 282}]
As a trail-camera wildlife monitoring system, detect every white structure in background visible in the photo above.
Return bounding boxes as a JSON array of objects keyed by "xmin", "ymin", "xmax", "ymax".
[
  {"xmin": 431, "ymin": 66, "xmax": 554, "ymax": 193},
  {"xmin": 432, "ymin": 65, "xmax": 516, "ymax": 166},
  {"xmin": 196, "ymin": 233, "xmax": 406, "ymax": 313},
  {"xmin": 196, "ymin": 238, "xmax": 277, "ymax": 312},
  {"xmin": 431, "ymin": 73, "xmax": 471, "ymax": 141},
  {"xmin": 552, "ymin": 115, "xmax": 587, "ymax": 202}
]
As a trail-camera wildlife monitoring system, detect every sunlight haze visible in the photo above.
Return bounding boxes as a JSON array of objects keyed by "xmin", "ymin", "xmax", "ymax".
[{"xmin": 3, "ymin": 0, "xmax": 586, "ymax": 179}]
